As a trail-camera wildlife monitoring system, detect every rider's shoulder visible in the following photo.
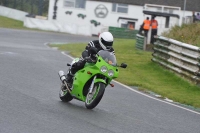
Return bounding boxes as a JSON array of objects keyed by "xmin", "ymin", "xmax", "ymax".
[
  {"xmin": 92, "ymin": 40, "xmax": 99, "ymax": 45},
  {"xmin": 88, "ymin": 40, "xmax": 99, "ymax": 47}
]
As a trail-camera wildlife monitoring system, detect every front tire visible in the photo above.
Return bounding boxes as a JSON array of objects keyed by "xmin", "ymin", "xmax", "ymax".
[
  {"xmin": 59, "ymin": 84, "xmax": 73, "ymax": 102},
  {"xmin": 85, "ymin": 82, "xmax": 105, "ymax": 109}
]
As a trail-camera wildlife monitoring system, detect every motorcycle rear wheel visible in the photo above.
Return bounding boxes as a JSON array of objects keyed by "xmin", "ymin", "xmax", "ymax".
[
  {"xmin": 85, "ymin": 82, "xmax": 105, "ymax": 109},
  {"xmin": 59, "ymin": 84, "xmax": 73, "ymax": 102}
]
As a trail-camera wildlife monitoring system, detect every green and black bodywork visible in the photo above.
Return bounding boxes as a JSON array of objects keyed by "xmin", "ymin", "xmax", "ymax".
[{"xmin": 59, "ymin": 50, "xmax": 127, "ymax": 109}]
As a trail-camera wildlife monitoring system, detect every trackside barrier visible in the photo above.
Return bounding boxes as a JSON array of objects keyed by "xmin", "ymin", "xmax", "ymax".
[
  {"xmin": 136, "ymin": 34, "xmax": 146, "ymax": 50},
  {"xmin": 152, "ymin": 36, "xmax": 200, "ymax": 83},
  {"xmin": 24, "ymin": 17, "xmax": 92, "ymax": 36},
  {"xmin": 108, "ymin": 27, "xmax": 138, "ymax": 39},
  {"xmin": 0, "ymin": 5, "xmax": 27, "ymax": 21}
]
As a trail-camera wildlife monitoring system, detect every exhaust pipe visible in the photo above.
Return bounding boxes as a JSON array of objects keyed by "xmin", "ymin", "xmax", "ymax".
[
  {"xmin": 58, "ymin": 70, "xmax": 72, "ymax": 93},
  {"xmin": 58, "ymin": 70, "xmax": 66, "ymax": 82}
]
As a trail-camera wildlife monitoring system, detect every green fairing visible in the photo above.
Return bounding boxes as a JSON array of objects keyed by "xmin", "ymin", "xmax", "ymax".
[
  {"xmin": 94, "ymin": 79, "xmax": 106, "ymax": 84},
  {"xmin": 58, "ymin": 50, "xmax": 126, "ymax": 109},
  {"xmin": 70, "ymin": 54, "xmax": 119, "ymax": 101}
]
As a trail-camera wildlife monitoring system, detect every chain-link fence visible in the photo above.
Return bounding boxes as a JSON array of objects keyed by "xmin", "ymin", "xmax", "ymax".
[{"xmin": 0, "ymin": 0, "xmax": 49, "ymax": 16}]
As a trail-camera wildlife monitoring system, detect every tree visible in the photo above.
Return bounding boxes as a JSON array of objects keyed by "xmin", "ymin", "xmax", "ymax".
[{"xmin": 0, "ymin": 0, "xmax": 49, "ymax": 16}]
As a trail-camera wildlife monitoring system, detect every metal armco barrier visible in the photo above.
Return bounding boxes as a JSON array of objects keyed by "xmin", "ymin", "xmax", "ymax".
[{"xmin": 152, "ymin": 36, "xmax": 200, "ymax": 83}]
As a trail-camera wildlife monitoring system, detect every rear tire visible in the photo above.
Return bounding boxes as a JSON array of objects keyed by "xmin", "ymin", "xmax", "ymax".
[
  {"xmin": 85, "ymin": 82, "xmax": 105, "ymax": 109},
  {"xmin": 59, "ymin": 84, "xmax": 73, "ymax": 102}
]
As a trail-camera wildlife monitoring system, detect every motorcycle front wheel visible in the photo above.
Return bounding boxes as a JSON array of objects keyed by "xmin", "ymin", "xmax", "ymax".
[
  {"xmin": 59, "ymin": 84, "xmax": 73, "ymax": 102},
  {"xmin": 85, "ymin": 82, "xmax": 105, "ymax": 109}
]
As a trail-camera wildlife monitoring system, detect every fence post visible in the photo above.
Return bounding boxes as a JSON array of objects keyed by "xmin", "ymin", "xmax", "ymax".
[
  {"xmin": 53, "ymin": 0, "xmax": 58, "ymax": 19},
  {"xmin": 143, "ymin": 37, "xmax": 147, "ymax": 50}
]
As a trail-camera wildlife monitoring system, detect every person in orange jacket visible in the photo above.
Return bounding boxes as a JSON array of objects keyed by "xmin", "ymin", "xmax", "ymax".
[
  {"xmin": 142, "ymin": 17, "xmax": 151, "ymax": 37},
  {"xmin": 151, "ymin": 16, "xmax": 158, "ymax": 43}
]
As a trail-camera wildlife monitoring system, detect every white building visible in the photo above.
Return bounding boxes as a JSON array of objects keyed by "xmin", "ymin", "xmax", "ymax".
[{"xmin": 47, "ymin": 0, "xmax": 198, "ymax": 36}]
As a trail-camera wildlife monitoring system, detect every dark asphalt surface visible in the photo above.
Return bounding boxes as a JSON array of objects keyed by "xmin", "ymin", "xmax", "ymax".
[{"xmin": 0, "ymin": 28, "xmax": 200, "ymax": 133}]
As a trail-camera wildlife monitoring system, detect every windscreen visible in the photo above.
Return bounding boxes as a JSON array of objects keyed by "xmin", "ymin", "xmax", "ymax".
[{"xmin": 97, "ymin": 50, "xmax": 117, "ymax": 66}]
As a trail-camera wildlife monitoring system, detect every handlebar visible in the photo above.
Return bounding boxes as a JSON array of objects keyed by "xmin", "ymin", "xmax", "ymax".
[{"xmin": 84, "ymin": 56, "xmax": 97, "ymax": 63}]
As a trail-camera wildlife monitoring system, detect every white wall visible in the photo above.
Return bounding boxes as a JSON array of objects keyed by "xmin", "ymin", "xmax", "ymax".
[
  {"xmin": 0, "ymin": 5, "xmax": 91, "ymax": 36},
  {"xmin": 24, "ymin": 17, "xmax": 92, "ymax": 36},
  {"xmin": 48, "ymin": 0, "xmax": 145, "ymax": 35},
  {"xmin": 48, "ymin": 0, "xmax": 195, "ymax": 36},
  {"xmin": 0, "ymin": 2, "xmax": 194, "ymax": 36},
  {"xmin": 0, "ymin": 5, "xmax": 28, "ymax": 21}
]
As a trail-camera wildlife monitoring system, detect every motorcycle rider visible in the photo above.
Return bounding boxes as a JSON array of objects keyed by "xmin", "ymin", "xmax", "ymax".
[{"xmin": 66, "ymin": 31, "xmax": 115, "ymax": 84}]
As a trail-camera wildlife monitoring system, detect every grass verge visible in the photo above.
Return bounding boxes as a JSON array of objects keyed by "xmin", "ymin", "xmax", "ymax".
[
  {"xmin": 162, "ymin": 23, "xmax": 200, "ymax": 47},
  {"xmin": 0, "ymin": 16, "xmax": 28, "ymax": 29},
  {"xmin": 0, "ymin": 15, "xmax": 48, "ymax": 32},
  {"xmin": 49, "ymin": 39, "xmax": 200, "ymax": 109}
]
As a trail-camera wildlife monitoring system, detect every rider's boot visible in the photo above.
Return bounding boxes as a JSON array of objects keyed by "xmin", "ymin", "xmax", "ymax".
[
  {"xmin": 66, "ymin": 72, "xmax": 73, "ymax": 84},
  {"xmin": 65, "ymin": 61, "xmax": 81, "ymax": 85}
]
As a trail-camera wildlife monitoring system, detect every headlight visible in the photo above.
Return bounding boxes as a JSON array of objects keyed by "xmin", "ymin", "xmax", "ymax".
[
  {"xmin": 108, "ymin": 70, "xmax": 114, "ymax": 77},
  {"xmin": 100, "ymin": 66, "xmax": 107, "ymax": 73}
]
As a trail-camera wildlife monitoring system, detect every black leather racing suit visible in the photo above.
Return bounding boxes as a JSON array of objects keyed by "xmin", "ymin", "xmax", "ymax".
[{"xmin": 69, "ymin": 40, "xmax": 115, "ymax": 75}]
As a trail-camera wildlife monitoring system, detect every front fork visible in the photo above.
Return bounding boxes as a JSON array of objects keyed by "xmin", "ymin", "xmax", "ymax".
[
  {"xmin": 89, "ymin": 76, "xmax": 108, "ymax": 94},
  {"xmin": 89, "ymin": 76, "xmax": 96, "ymax": 94}
]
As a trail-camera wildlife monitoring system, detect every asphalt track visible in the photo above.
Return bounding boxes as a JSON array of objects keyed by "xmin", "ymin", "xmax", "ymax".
[{"xmin": 0, "ymin": 28, "xmax": 200, "ymax": 133}]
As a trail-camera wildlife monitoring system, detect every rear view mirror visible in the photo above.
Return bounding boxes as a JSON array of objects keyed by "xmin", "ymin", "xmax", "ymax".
[{"xmin": 120, "ymin": 63, "xmax": 127, "ymax": 68}]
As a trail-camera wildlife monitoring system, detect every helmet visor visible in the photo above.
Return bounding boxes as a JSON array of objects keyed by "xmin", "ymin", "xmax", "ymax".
[{"xmin": 101, "ymin": 38, "xmax": 113, "ymax": 47}]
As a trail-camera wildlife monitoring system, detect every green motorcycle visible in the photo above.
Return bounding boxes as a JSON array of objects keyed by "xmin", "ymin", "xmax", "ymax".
[{"xmin": 58, "ymin": 50, "xmax": 127, "ymax": 109}]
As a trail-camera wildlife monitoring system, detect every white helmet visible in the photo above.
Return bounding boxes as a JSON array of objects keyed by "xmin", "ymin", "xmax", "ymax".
[{"xmin": 99, "ymin": 32, "xmax": 113, "ymax": 50}]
